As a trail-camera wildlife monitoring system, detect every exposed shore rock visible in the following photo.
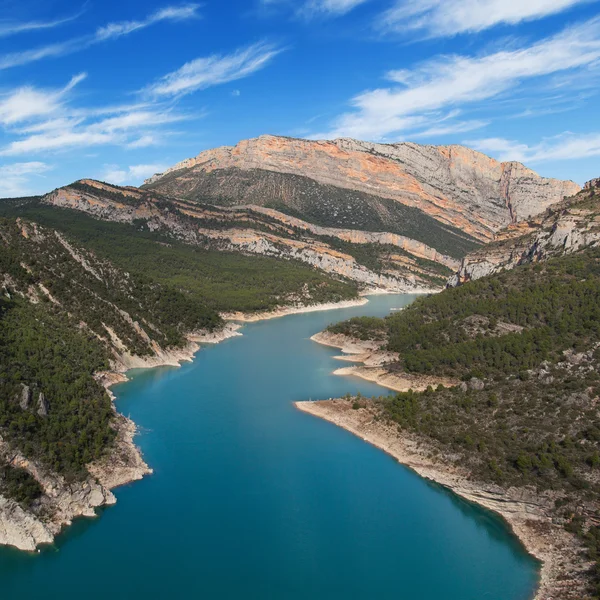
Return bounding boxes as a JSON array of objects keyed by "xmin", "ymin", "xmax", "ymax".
[
  {"xmin": 311, "ymin": 330, "xmax": 458, "ymax": 392},
  {"xmin": 0, "ymin": 299, "xmax": 365, "ymax": 551},
  {"xmin": 0, "ymin": 323, "xmax": 244, "ymax": 552},
  {"xmin": 296, "ymin": 398, "xmax": 590, "ymax": 600}
]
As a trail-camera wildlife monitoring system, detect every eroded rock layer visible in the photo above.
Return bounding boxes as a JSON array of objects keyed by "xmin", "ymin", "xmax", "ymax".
[{"xmin": 144, "ymin": 135, "xmax": 580, "ymax": 242}]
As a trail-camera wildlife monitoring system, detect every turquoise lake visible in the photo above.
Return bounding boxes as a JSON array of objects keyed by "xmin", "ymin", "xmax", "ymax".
[{"xmin": 0, "ymin": 294, "xmax": 539, "ymax": 599}]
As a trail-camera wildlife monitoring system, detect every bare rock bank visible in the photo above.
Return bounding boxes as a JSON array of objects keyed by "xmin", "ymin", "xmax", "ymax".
[{"xmin": 296, "ymin": 398, "xmax": 590, "ymax": 600}]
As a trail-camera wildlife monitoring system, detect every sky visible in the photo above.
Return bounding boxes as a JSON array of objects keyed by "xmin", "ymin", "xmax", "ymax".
[{"xmin": 0, "ymin": 0, "xmax": 599, "ymax": 197}]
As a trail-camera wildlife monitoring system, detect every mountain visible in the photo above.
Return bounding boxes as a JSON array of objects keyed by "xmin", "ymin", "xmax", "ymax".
[
  {"xmin": 143, "ymin": 135, "xmax": 580, "ymax": 244},
  {"xmin": 0, "ymin": 137, "xmax": 591, "ymax": 565},
  {"xmin": 450, "ymin": 177, "xmax": 600, "ymax": 285},
  {"xmin": 4, "ymin": 179, "xmax": 457, "ymax": 291}
]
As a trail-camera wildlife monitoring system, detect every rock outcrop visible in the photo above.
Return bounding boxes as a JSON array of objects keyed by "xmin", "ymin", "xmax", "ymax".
[
  {"xmin": 144, "ymin": 135, "xmax": 580, "ymax": 241},
  {"xmin": 449, "ymin": 181, "xmax": 600, "ymax": 285},
  {"xmin": 41, "ymin": 181, "xmax": 450, "ymax": 291},
  {"xmin": 17, "ymin": 385, "xmax": 31, "ymax": 411},
  {"xmin": 0, "ymin": 416, "xmax": 147, "ymax": 552},
  {"xmin": 36, "ymin": 393, "xmax": 49, "ymax": 418}
]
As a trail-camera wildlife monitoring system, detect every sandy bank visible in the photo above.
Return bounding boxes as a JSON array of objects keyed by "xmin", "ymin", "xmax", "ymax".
[
  {"xmin": 311, "ymin": 330, "xmax": 458, "ymax": 392},
  {"xmin": 220, "ymin": 298, "xmax": 369, "ymax": 322},
  {"xmin": 295, "ymin": 399, "xmax": 589, "ymax": 600}
]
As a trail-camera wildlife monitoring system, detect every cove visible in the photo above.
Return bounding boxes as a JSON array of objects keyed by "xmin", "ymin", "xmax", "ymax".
[{"xmin": 0, "ymin": 294, "xmax": 539, "ymax": 600}]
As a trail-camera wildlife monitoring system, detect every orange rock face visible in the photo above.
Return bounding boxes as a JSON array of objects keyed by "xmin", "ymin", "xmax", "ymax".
[{"xmin": 145, "ymin": 135, "xmax": 580, "ymax": 242}]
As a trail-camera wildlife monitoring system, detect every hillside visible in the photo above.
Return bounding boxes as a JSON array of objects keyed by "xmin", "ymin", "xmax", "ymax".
[
  {"xmin": 314, "ymin": 227, "xmax": 600, "ymax": 598},
  {"xmin": 0, "ymin": 212, "xmax": 358, "ymax": 549},
  {"xmin": 1, "ymin": 179, "xmax": 456, "ymax": 291},
  {"xmin": 450, "ymin": 177, "xmax": 600, "ymax": 285},
  {"xmin": 143, "ymin": 135, "xmax": 579, "ymax": 243}
]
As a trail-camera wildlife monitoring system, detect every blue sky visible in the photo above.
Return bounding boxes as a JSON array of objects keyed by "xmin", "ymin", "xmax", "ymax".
[{"xmin": 0, "ymin": 0, "xmax": 599, "ymax": 197}]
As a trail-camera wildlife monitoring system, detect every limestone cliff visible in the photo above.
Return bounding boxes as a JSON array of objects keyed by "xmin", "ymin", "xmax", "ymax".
[
  {"xmin": 449, "ymin": 178, "xmax": 600, "ymax": 285},
  {"xmin": 144, "ymin": 135, "xmax": 580, "ymax": 242}
]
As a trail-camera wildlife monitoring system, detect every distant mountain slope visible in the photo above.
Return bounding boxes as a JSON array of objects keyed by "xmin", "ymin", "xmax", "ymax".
[
  {"xmin": 143, "ymin": 135, "xmax": 580, "ymax": 243},
  {"xmin": 2, "ymin": 179, "xmax": 455, "ymax": 291},
  {"xmin": 450, "ymin": 178, "xmax": 600, "ymax": 285}
]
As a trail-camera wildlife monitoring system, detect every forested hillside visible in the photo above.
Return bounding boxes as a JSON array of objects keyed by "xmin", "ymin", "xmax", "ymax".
[
  {"xmin": 328, "ymin": 246, "xmax": 600, "ymax": 597},
  {"xmin": 0, "ymin": 211, "xmax": 356, "ymax": 518},
  {"xmin": 0, "ymin": 181, "xmax": 450, "ymax": 291}
]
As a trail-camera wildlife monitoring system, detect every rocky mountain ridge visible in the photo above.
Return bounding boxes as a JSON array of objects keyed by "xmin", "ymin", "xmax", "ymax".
[
  {"xmin": 37, "ymin": 179, "xmax": 453, "ymax": 291},
  {"xmin": 144, "ymin": 135, "xmax": 580, "ymax": 242},
  {"xmin": 450, "ymin": 178, "xmax": 600, "ymax": 285}
]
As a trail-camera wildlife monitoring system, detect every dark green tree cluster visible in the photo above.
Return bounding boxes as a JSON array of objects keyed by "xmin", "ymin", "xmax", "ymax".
[
  {"xmin": 0, "ymin": 295, "xmax": 115, "ymax": 481},
  {"xmin": 0, "ymin": 465, "xmax": 43, "ymax": 507},
  {"xmin": 331, "ymin": 246, "xmax": 600, "ymax": 596}
]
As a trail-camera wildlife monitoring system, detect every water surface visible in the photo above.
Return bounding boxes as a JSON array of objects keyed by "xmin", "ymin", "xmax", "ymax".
[{"xmin": 0, "ymin": 294, "xmax": 539, "ymax": 600}]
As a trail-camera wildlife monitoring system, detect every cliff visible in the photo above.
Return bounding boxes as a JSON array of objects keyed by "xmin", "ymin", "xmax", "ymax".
[
  {"xmin": 450, "ymin": 178, "xmax": 600, "ymax": 285},
  {"xmin": 144, "ymin": 135, "xmax": 580, "ymax": 242}
]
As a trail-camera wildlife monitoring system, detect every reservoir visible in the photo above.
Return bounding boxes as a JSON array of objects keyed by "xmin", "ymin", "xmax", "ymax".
[{"xmin": 0, "ymin": 294, "xmax": 539, "ymax": 600}]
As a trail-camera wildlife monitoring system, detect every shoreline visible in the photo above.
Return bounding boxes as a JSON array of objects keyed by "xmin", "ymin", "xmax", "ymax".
[
  {"xmin": 0, "ymin": 296, "xmax": 381, "ymax": 552},
  {"xmin": 310, "ymin": 330, "xmax": 459, "ymax": 392},
  {"xmin": 220, "ymin": 297, "xmax": 369, "ymax": 322},
  {"xmin": 295, "ymin": 398, "xmax": 588, "ymax": 600}
]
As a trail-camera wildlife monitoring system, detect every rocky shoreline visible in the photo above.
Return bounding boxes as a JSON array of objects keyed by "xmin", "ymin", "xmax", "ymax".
[
  {"xmin": 310, "ymin": 331, "xmax": 459, "ymax": 392},
  {"xmin": 305, "ymin": 326, "xmax": 591, "ymax": 599},
  {"xmin": 0, "ymin": 299, "xmax": 374, "ymax": 552},
  {"xmin": 0, "ymin": 323, "xmax": 243, "ymax": 552},
  {"xmin": 295, "ymin": 398, "xmax": 589, "ymax": 600}
]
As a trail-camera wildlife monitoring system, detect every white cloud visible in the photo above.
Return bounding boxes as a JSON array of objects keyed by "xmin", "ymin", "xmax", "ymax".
[
  {"xmin": 0, "ymin": 161, "xmax": 52, "ymax": 197},
  {"xmin": 300, "ymin": 0, "xmax": 370, "ymax": 17},
  {"xmin": 0, "ymin": 4, "xmax": 200, "ymax": 70},
  {"xmin": 0, "ymin": 7, "xmax": 84, "ymax": 38},
  {"xmin": 313, "ymin": 18, "xmax": 600, "ymax": 141},
  {"xmin": 95, "ymin": 4, "xmax": 199, "ymax": 40},
  {"xmin": 0, "ymin": 73, "xmax": 86, "ymax": 125},
  {"xmin": 144, "ymin": 41, "xmax": 282, "ymax": 97},
  {"xmin": 378, "ymin": 0, "xmax": 596, "ymax": 37},
  {"xmin": 411, "ymin": 119, "xmax": 490, "ymax": 138},
  {"xmin": 467, "ymin": 132, "xmax": 600, "ymax": 163},
  {"xmin": 1, "ymin": 106, "xmax": 187, "ymax": 156},
  {"xmin": 126, "ymin": 135, "xmax": 159, "ymax": 148},
  {"xmin": 262, "ymin": 0, "xmax": 369, "ymax": 18},
  {"xmin": 101, "ymin": 163, "xmax": 169, "ymax": 186}
]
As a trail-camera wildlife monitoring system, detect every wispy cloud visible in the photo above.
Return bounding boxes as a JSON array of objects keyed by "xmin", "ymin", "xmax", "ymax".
[
  {"xmin": 261, "ymin": 0, "xmax": 369, "ymax": 18},
  {"xmin": 300, "ymin": 0, "xmax": 370, "ymax": 17},
  {"xmin": 0, "ymin": 71, "xmax": 192, "ymax": 156},
  {"xmin": 144, "ymin": 41, "xmax": 282, "ymax": 97},
  {"xmin": 0, "ymin": 161, "xmax": 52, "ymax": 197},
  {"xmin": 101, "ymin": 163, "xmax": 169, "ymax": 185},
  {"xmin": 378, "ymin": 0, "xmax": 596, "ymax": 37},
  {"xmin": 312, "ymin": 18, "xmax": 600, "ymax": 141},
  {"xmin": 0, "ymin": 4, "xmax": 200, "ymax": 70},
  {"xmin": 1, "ymin": 106, "xmax": 187, "ymax": 156},
  {"xmin": 467, "ymin": 132, "xmax": 600, "ymax": 164},
  {"xmin": 0, "ymin": 73, "xmax": 86, "ymax": 125},
  {"xmin": 0, "ymin": 6, "xmax": 85, "ymax": 38}
]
